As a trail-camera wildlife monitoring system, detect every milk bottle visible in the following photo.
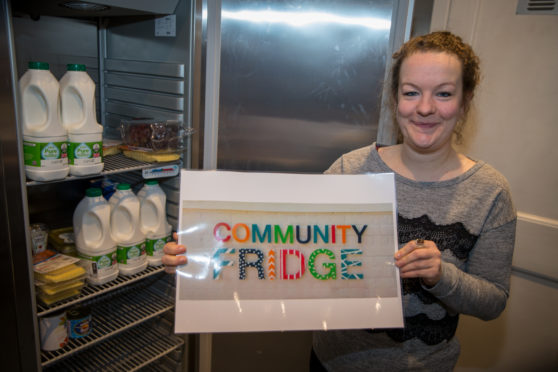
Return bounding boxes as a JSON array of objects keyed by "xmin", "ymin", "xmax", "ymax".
[
  {"xmin": 20, "ymin": 61, "xmax": 69, "ymax": 181},
  {"xmin": 109, "ymin": 183, "xmax": 147, "ymax": 275},
  {"xmin": 138, "ymin": 180, "xmax": 173, "ymax": 266},
  {"xmin": 59, "ymin": 64, "xmax": 103, "ymax": 176},
  {"xmin": 73, "ymin": 188, "xmax": 118, "ymax": 285}
]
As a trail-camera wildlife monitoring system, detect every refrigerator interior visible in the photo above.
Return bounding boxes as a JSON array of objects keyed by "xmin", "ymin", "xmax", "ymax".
[{"xmin": 7, "ymin": 0, "xmax": 192, "ymax": 370}]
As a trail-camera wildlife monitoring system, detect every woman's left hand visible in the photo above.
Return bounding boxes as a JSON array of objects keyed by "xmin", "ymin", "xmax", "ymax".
[{"xmin": 394, "ymin": 239, "xmax": 442, "ymax": 287}]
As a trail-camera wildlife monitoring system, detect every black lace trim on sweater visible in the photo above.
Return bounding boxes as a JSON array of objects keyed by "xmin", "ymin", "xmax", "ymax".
[
  {"xmin": 398, "ymin": 214, "xmax": 477, "ymax": 260},
  {"xmin": 388, "ymin": 313, "xmax": 459, "ymax": 345},
  {"xmin": 366, "ymin": 313, "xmax": 459, "ymax": 346},
  {"xmin": 367, "ymin": 214, "xmax": 476, "ymax": 345}
]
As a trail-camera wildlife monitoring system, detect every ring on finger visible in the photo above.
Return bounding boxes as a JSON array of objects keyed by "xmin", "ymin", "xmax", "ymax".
[{"xmin": 416, "ymin": 239, "xmax": 425, "ymax": 247}]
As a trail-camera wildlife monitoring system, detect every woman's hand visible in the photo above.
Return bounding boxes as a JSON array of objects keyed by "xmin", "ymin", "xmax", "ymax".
[
  {"xmin": 162, "ymin": 232, "xmax": 188, "ymax": 274},
  {"xmin": 394, "ymin": 239, "xmax": 442, "ymax": 287}
]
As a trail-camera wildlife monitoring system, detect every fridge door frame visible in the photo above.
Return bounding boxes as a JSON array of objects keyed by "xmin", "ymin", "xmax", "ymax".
[{"xmin": 0, "ymin": 0, "xmax": 41, "ymax": 370}]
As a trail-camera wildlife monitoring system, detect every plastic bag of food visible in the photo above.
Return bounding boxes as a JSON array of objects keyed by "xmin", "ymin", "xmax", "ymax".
[
  {"xmin": 120, "ymin": 119, "xmax": 193, "ymax": 162},
  {"xmin": 120, "ymin": 119, "xmax": 189, "ymax": 153}
]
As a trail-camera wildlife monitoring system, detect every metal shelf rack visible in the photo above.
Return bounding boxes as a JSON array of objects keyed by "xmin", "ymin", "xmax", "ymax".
[
  {"xmin": 43, "ymin": 319, "xmax": 184, "ymax": 371},
  {"xmin": 26, "ymin": 153, "xmax": 180, "ymax": 186},
  {"xmin": 41, "ymin": 274, "xmax": 175, "ymax": 368},
  {"xmin": 37, "ymin": 266, "xmax": 165, "ymax": 317}
]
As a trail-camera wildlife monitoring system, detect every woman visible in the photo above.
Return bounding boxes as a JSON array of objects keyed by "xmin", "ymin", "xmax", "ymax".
[{"xmin": 164, "ymin": 31, "xmax": 516, "ymax": 371}]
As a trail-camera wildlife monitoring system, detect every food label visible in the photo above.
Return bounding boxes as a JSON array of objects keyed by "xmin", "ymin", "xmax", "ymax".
[
  {"xmin": 68, "ymin": 141, "xmax": 103, "ymax": 165},
  {"xmin": 78, "ymin": 250, "xmax": 116, "ymax": 275},
  {"xmin": 67, "ymin": 315, "xmax": 91, "ymax": 339},
  {"xmin": 145, "ymin": 234, "xmax": 172, "ymax": 257},
  {"xmin": 117, "ymin": 241, "xmax": 146, "ymax": 264},
  {"xmin": 24, "ymin": 141, "xmax": 68, "ymax": 169}
]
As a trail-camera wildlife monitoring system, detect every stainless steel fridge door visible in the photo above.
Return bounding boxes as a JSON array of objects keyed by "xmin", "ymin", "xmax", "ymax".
[{"xmin": 204, "ymin": 0, "xmax": 396, "ymax": 173}]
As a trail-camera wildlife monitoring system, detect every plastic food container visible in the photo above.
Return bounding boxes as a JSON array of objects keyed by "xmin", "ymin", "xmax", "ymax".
[
  {"xmin": 30, "ymin": 223, "xmax": 49, "ymax": 255},
  {"xmin": 120, "ymin": 119, "xmax": 192, "ymax": 162},
  {"xmin": 48, "ymin": 226, "xmax": 77, "ymax": 257},
  {"xmin": 120, "ymin": 119, "xmax": 184, "ymax": 152}
]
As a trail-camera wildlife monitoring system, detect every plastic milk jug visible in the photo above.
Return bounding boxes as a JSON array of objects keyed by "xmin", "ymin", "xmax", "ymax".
[
  {"xmin": 138, "ymin": 180, "xmax": 172, "ymax": 266},
  {"xmin": 109, "ymin": 183, "xmax": 147, "ymax": 275},
  {"xmin": 59, "ymin": 64, "xmax": 103, "ymax": 176},
  {"xmin": 20, "ymin": 61, "xmax": 69, "ymax": 181},
  {"xmin": 73, "ymin": 188, "xmax": 118, "ymax": 285}
]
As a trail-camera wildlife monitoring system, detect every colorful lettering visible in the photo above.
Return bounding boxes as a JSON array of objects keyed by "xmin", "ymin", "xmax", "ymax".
[
  {"xmin": 239, "ymin": 248, "xmax": 265, "ymax": 280},
  {"xmin": 281, "ymin": 249, "xmax": 305, "ymax": 280},
  {"xmin": 213, "ymin": 248, "xmax": 236, "ymax": 279},
  {"xmin": 308, "ymin": 249, "xmax": 337, "ymax": 280},
  {"xmin": 341, "ymin": 249, "xmax": 363, "ymax": 279}
]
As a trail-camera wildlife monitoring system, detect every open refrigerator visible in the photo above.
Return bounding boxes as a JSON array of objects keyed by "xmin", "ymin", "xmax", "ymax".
[
  {"xmin": 2, "ymin": 0, "xmax": 192, "ymax": 370},
  {"xmin": 0, "ymin": 0, "xmax": 419, "ymax": 370}
]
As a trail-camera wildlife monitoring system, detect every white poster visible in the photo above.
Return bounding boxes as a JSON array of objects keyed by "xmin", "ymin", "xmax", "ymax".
[{"xmin": 175, "ymin": 170, "xmax": 403, "ymax": 333}]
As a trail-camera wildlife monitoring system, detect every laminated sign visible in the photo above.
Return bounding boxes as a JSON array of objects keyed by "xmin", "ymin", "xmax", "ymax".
[{"xmin": 175, "ymin": 170, "xmax": 403, "ymax": 333}]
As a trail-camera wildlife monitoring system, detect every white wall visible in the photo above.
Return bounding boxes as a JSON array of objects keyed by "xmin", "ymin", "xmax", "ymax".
[{"xmin": 431, "ymin": 0, "xmax": 558, "ymax": 370}]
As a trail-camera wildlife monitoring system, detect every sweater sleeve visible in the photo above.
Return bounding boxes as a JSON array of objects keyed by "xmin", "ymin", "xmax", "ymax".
[{"xmin": 425, "ymin": 194, "xmax": 516, "ymax": 320}]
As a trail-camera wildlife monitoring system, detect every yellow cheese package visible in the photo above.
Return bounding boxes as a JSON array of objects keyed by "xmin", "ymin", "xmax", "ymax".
[
  {"xmin": 35, "ymin": 264, "xmax": 86, "ymax": 284},
  {"xmin": 37, "ymin": 279, "xmax": 85, "ymax": 296},
  {"xmin": 37, "ymin": 287, "xmax": 83, "ymax": 306}
]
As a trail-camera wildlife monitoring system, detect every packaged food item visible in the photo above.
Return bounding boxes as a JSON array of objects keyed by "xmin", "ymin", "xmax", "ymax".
[
  {"xmin": 35, "ymin": 263, "xmax": 86, "ymax": 284},
  {"xmin": 48, "ymin": 226, "xmax": 77, "ymax": 257},
  {"xmin": 138, "ymin": 180, "xmax": 172, "ymax": 266},
  {"xmin": 109, "ymin": 183, "xmax": 147, "ymax": 275},
  {"xmin": 37, "ymin": 278, "xmax": 85, "ymax": 296},
  {"xmin": 122, "ymin": 149, "xmax": 180, "ymax": 163},
  {"xmin": 73, "ymin": 187, "xmax": 119, "ymax": 285},
  {"xmin": 103, "ymin": 138, "xmax": 121, "ymax": 156},
  {"xmin": 59, "ymin": 63, "xmax": 104, "ymax": 176},
  {"xmin": 38, "ymin": 287, "xmax": 83, "ymax": 306},
  {"xmin": 30, "ymin": 223, "xmax": 49, "ymax": 255},
  {"xmin": 34, "ymin": 250, "xmax": 86, "ymax": 304},
  {"xmin": 119, "ymin": 119, "xmax": 192, "ymax": 162},
  {"xmin": 20, "ymin": 61, "xmax": 69, "ymax": 181},
  {"xmin": 66, "ymin": 305, "xmax": 92, "ymax": 339},
  {"xmin": 39, "ymin": 310, "xmax": 68, "ymax": 350},
  {"xmin": 120, "ymin": 119, "xmax": 183, "ymax": 153}
]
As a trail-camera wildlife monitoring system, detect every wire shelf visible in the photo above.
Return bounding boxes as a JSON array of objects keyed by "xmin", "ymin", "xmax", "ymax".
[
  {"xmin": 41, "ymin": 276, "xmax": 175, "ymax": 367},
  {"xmin": 43, "ymin": 320, "xmax": 184, "ymax": 371},
  {"xmin": 37, "ymin": 266, "xmax": 165, "ymax": 317},
  {"xmin": 26, "ymin": 153, "xmax": 180, "ymax": 186}
]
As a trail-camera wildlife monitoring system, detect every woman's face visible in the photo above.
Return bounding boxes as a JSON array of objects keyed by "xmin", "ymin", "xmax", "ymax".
[{"xmin": 396, "ymin": 51, "xmax": 464, "ymax": 152}]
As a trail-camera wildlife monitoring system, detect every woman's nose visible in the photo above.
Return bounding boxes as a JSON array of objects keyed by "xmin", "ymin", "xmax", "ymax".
[{"xmin": 417, "ymin": 95, "xmax": 435, "ymax": 116}]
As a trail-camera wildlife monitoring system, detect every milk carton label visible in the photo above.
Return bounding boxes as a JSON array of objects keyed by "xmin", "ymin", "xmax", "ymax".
[
  {"xmin": 78, "ymin": 250, "xmax": 117, "ymax": 274},
  {"xmin": 146, "ymin": 234, "xmax": 172, "ymax": 257},
  {"xmin": 68, "ymin": 141, "xmax": 103, "ymax": 165},
  {"xmin": 117, "ymin": 242, "xmax": 146, "ymax": 264},
  {"xmin": 24, "ymin": 141, "xmax": 68, "ymax": 168}
]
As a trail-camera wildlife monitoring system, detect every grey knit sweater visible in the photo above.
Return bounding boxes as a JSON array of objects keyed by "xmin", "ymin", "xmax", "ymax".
[{"xmin": 313, "ymin": 143, "xmax": 516, "ymax": 371}]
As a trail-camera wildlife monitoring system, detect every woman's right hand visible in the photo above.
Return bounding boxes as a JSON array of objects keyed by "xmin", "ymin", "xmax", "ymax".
[{"xmin": 162, "ymin": 232, "xmax": 187, "ymax": 274}]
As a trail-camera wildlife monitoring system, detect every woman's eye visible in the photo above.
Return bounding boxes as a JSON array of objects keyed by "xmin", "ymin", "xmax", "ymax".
[
  {"xmin": 437, "ymin": 91, "xmax": 452, "ymax": 97},
  {"xmin": 402, "ymin": 91, "xmax": 418, "ymax": 97}
]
